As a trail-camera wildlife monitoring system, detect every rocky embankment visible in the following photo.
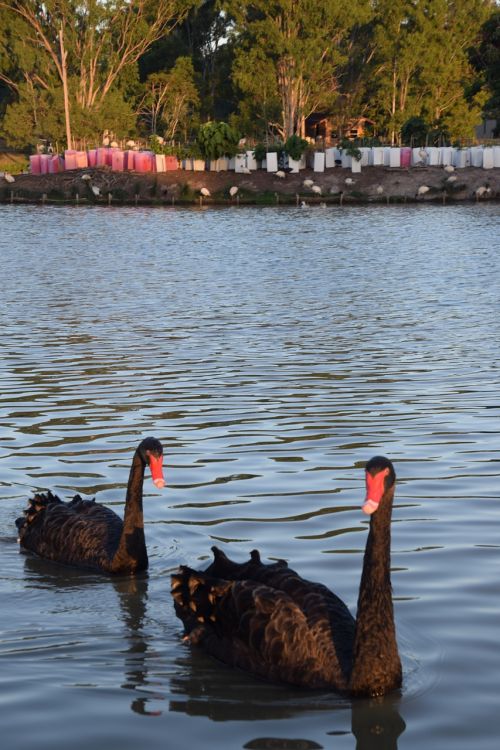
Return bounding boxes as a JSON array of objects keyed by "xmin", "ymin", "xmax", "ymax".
[{"xmin": 1, "ymin": 165, "xmax": 499, "ymax": 206}]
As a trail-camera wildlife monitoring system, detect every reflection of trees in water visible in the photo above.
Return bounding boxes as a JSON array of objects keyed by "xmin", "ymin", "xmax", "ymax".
[
  {"xmin": 170, "ymin": 650, "xmax": 406, "ymax": 749},
  {"xmin": 22, "ymin": 557, "xmax": 161, "ymax": 717}
]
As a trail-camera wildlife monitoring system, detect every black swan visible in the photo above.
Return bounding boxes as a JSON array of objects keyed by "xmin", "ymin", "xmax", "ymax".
[
  {"xmin": 171, "ymin": 456, "xmax": 401, "ymax": 696},
  {"xmin": 16, "ymin": 437, "xmax": 165, "ymax": 575}
]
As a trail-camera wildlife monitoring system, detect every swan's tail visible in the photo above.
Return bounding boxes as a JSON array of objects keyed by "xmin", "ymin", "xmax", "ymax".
[
  {"xmin": 171, "ymin": 565, "xmax": 232, "ymax": 641},
  {"xmin": 15, "ymin": 491, "xmax": 64, "ymax": 536}
]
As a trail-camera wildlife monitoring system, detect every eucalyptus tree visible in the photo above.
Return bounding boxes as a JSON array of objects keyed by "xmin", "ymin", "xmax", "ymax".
[
  {"xmin": 224, "ymin": 0, "xmax": 372, "ymax": 139},
  {"xmin": 139, "ymin": 0, "xmax": 236, "ymax": 122},
  {"xmin": 472, "ymin": 9, "xmax": 500, "ymax": 124},
  {"xmin": 416, "ymin": 0, "xmax": 493, "ymax": 141},
  {"xmin": 365, "ymin": 0, "xmax": 494, "ymax": 143},
  {"xmin": 137, "ymin": 56, "xmax": 200, "ymax": 139},
  {"xmin": 0, "ymin": 0, "xmax": 199, "ymax": 147}
]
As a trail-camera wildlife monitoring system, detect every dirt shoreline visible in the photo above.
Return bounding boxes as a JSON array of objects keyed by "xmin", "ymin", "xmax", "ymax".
[{"xmin": 1, "ymin": 165, "xmax": 499, "ymax": 206}]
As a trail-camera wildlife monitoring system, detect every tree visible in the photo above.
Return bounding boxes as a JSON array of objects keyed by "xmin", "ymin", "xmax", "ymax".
[
  {"xmin": 363, "ymin": 0, "xmax": 428, "ymax": 145},
  {"xmin": 469, "ymin": 9, "xmax": 500, "ymax": 125},
  {"xmin": 137, "ymin": 56, "xmax": 200, "ymax": 139},
  {"xmin": 0, "ymin": 0, "xmax": 199, "ymax": 147},
  {"xmin": 362, "ymin": 0, "xmax": 494, "ymax": 144},
  {"xmin": 225, "ymin": 0, "xmax": 372, "ymax": 139},
  {"xmin": 139, "ymin": 0, "xmax": 236, "ymax": 122},
  {"xmin": 416, "ymin": 0, "xmax": 492, "ymax": 140}
]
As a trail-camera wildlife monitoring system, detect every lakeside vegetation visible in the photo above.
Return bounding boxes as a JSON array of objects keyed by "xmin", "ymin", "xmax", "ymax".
[{"xmin": 0, "ymin": 0, "xmax": 499, "ymax": 154}]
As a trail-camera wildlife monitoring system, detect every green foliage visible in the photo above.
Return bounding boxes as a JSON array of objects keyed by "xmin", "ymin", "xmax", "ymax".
[
  {"xmin": 196, "ymin": 121, "xmax": 240, "ymax": 159},
  {"xmin": 0, "ymin": 0, "xmax": 497, "ymax": 150},
  {"xmin": 227, "ymin": 0, "xmax": 370, "ymax": 138},
  {"xmin": 401, "ymin": 116, "xmax": 429, "ymax": 146},
  {"xmin": 284, "ymin": 134, "xmax": 308, "ymax": 160},
  {"xmin": 361, "ymin": 0, "xmax": 492, "ymax": 143},
  {"xmin": 2, "ymin": 83, "xmax": 66, "ymax": 148},
  {"xmin": 470, "ymin": 10, "xmax": 500, "ymax": 121},
  {"xmin": 253, "ymin": 143, "xmax": 267, "ymax": 162},
  {"xmin": 339, "ymin": 138, "xmax": 362, "ymax": 161},
  {"xmin": 149, "ymin": 135, "xmax": 166, "ymax": 154},
  {"xmin": 138, "ymin": 56, "xmax": 200, "ymax": 140}
]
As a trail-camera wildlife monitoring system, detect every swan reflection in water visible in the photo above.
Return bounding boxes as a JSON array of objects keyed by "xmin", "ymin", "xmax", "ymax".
[
  {"xmin": 20, "ymin": 555, "xmax": 406, "ymax": 745},
  {"xmin": 169, "ymin": 651, "xmax": 406, "ymax": 749},
  {"xmin": 22, "ymin": 557, "xmax": 162, "ymax": 717}
]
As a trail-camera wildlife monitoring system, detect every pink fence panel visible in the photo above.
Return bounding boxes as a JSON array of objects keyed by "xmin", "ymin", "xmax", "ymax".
[
  {"xmin": 165, "ymin": 156, "xmax": 179, "ymax": 171},
  {"xmin": 29, "ymin": 155, "xmax": 41, "ymax": 174},
  {"xmin": 400, "ymin": 147, "xmax": 412, "ymax": 168},
  {"xmin": 134, "ymin": 151, "xmax": 153, "ymax": 172},
  {"xmin": 96, "ymin": 148, "xmax": 107, "ymax": 166},
  {"xmin": 75, "ymin": 151, "xmax": 88, "ymax": 169},
  {"xmin": 124, "ymin": 150, "xmax": 135, "ymax": 170},
  {"xmin": 48, "ymin": 155, "xmax": 62, "ymax": 173},
  {"xmin": 88, "ymin": 149, "xmax": 97, "ymax": 167},
  {"xmin": 111, "ymin": 150, "xmax": 125, "ymax": 171},
  {"xmin": 40, "ymin": 154, "xmax": 50, "ymax": 174},
  {"xmin": 64, "ymin": 150, "xmax": 77, "ymax": 170}
]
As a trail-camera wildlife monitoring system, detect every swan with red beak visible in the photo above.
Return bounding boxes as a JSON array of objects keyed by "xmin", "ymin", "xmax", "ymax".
[{"xmin": 16, "ymin": 437, "xmax": 165, "ymax": 574}]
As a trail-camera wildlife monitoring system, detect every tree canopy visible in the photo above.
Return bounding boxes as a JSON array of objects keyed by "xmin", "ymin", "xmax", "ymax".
[{"xmin": 0, "ymin": 0, "xmax": 498, "ymax": 150}]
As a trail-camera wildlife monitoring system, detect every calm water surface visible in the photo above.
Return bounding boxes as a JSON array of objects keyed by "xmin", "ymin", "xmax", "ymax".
[{"xmin": 0, "ymin": 203, "xmax": 499, "ymax": 750}]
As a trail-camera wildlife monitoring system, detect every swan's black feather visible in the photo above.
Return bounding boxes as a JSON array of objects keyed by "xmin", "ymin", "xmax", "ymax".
[
  {"xmin": 16, "ymin": 437, "xmax": 164, "ymax": 575},
  {"xmin": 171, "ymin": 457, "xmax": 402, "ymax": 696}
]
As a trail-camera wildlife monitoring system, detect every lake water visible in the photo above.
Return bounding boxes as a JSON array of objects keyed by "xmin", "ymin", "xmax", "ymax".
[{"xmin": 0, "ymin": 202, "xmax": 499, "ymax": 750}]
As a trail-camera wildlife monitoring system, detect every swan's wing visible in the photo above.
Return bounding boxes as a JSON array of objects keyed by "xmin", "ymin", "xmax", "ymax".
[
  {"xmin": 17, "ymin": 492, "xmax": 122, "ymax": 570},
  {"xmin": 205, "ymin": 546, "xmax": 356, "ymax": 654},
  {"xmin": 171, "ymin": 566, "xmax": 351, "ymax": 690}
]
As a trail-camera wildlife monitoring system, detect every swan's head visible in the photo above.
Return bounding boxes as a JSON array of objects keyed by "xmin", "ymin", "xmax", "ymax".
[
  {"xmin": 139, "ymin": 437, "xmax": 165, "ymax": 489},
  {"xmin": 362, "ymin": 456, "xmax": 395, "ymax": 514}
]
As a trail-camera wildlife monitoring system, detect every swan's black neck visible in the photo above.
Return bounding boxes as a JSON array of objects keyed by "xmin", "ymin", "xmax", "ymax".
[
  {"xmin": 111, "ymin": 449, "xmax": 148, "ymax": 574},
  {"xmin": 349, "ymin": 485, "xmax": 401, "ymax": 696}
]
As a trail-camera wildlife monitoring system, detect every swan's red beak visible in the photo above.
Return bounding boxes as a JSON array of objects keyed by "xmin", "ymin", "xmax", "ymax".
[
  {"xmin": 149, "ymin": 454, "xmax": 165, "ymax": 489},
  {"xmin": 362, "ymin": 467, "xmax": 389, "ymax": 514}
]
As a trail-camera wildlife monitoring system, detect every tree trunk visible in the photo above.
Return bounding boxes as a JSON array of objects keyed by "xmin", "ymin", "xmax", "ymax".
[{"xmin": 59, "ymin": 26, "xmax": 72, "ymax": 151}]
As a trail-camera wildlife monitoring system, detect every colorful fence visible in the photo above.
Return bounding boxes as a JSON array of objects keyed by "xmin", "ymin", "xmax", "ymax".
[{"xmin": 29, "ymin": 145, "xmax": 500, "ymax": 175}]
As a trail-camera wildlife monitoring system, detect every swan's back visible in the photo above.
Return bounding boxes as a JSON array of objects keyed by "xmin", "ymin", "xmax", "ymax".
[
  {"xmin": 16, "ymin": 492, "xmax": 123, "ymax": 571},
  {"xmin": 171, "ymin": 547, "xmax": 355, "ymax": 690}
]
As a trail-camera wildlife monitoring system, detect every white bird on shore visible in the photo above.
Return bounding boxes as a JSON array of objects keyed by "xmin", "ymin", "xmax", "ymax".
[
  {"xmin": 345, "ymin": 177, "xmax": 354, "ymax": 185},
  {"xmin": 319, "ymin": 202, "xmax": 327, "ymax": 208},
  {"xmin": 275, "ymin": 170, "xmax": 286, "ymax": 178},
  {"xmin": 229, "ymin": 186, "xmax": 238, "ymax": 196},
  {"xmin": 376, "ymin": 185, "xmax": 384, "ymax": 194},
  {"xmin": 447, "ymin": 175, "xmax": 457, "ymax": 183},
  {"xmin": 444, "ymin": 164, "xmax": 455, "ymax": 173},
  {"xmin": 300, "ymin": 200, "xmax": 307, "ymax": 208},
  {"xmin": 475, "ymin": 186, "xmax": 490, "ymax": 198},
  {"xmin": 4, "ymin": 173, "xmax": 15, "ymax": 183},
  {"xmin": 91, "ymin": 185, "xmax": 100, "ymax": 196},
  {"xmin": 81, "ymin": 173, "xmax": 92, "ymax": 181},
  {"xmin": 239, "ymin": 167, "xmax": 251, "ymax": 174},
  {"xmin": 417, "ymin": 185, "xmax": 430, "ymax": 195},
  {"xmin": 311, "ymin": 184, "xmax": 322, "ymax": 195},
  {"xmin": 200, "ymin": 187, "xmax": 211, "ymax": 197},
  {"xmin": 303, "ymin": 179, "xmax": 314, "ymax": 188}
]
